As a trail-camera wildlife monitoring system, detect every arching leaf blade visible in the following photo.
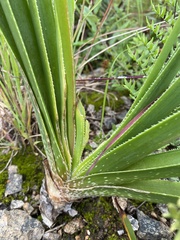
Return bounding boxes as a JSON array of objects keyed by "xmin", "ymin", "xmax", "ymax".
[
  {"xmin": 67, "ymin": 180, "xmax": 180, "ymax": 204},
  {"xmin": 75, "ymin": 110, "xmax": 180, "ymax": 176},
  {"xmin": 54, "ymin": 0, "xmax": 75, "ymax": 155},
  {"xmin": 69, "ymin": 150, "xmax": 180, "ymax": 186}
]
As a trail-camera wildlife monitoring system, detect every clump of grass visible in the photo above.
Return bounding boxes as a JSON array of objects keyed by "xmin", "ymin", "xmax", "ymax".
[{"xmin": 0, "ymin": 33, "xmax": 40, "ymax": 151}]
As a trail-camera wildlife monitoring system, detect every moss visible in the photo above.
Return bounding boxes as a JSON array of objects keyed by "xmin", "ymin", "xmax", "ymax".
[
  {"xmin": 73, "ymin": 197, "xmax": 128, "ymax": 240},
  {"xmin": 0, "ymin": 148, "xmax": 44, "ymax": 203},
  {"xmin": 80, "ymin": 91, "xmax": 125, "ymax": 111},
  {"xmin": 0, "ymin": 151, "xmax": 11, "ymax": 201},
  {"xmin": 13, "ymin": 149, "xmax": 44, "ymax": 193},
  {"xmin": 107, "ymin": 234, "xmax": 123, "ymax": 240},
  {"xmin": 130, "ymin": 199, "xmax": 155, "ymax": 215}
]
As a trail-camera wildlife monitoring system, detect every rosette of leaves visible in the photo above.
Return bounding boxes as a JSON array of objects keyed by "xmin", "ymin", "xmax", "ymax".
[{"xmin": 0, "ymin": 0, "xmax": 180, "ymax": 228}]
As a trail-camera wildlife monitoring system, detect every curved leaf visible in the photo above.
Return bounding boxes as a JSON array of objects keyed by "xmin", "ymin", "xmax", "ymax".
[
  {"xmin": 74, "ymin": 110, "xmax": 180, "ymax": 176},
  {"xmin": 67, "ymin": 180, "xmax": 180, "ymax": 204},
  {"xmin": 69, "ymin": 150, "xmax": 180, "ymax": 187}
]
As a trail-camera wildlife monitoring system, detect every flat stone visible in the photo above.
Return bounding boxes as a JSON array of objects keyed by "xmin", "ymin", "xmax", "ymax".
[
  {"xmin": 0, "ymin": 209, "xmax": 44, "ymax": 240},
  {"xmin": 10, "ymin": 200, "xmax": 24, "ymax": 209},
  {"xmin": 136, "ymin": 210, "xmax": 172, "ymax": 240},
  {"xmin": 5, "ymin": 165, "xmax": 23, "ymax": 196}
]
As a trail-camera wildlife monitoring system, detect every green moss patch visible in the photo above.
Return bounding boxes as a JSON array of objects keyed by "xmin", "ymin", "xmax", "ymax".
[
  {"xmin": 80, "ymin": 91, "xmax": 125, "ymax": 111},
  {"xmin": 0, "ymin": 149, "xmax": 44, "ymax": 203},
  {"xmin": 0, "ymin": 152, "xmax": 10, "ymax": 201},
  {"xmin": 75, "ymin": 197, "xmax": 128, "ymax": 240},
  {"xmin": 13, "ymin": 150, "xmax": 44, "ymax": 193}
]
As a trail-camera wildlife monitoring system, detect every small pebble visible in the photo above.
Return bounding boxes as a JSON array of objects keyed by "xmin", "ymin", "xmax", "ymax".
[
  {"xmin": 104, "ymin": 117, "xmax": 117, "ymax": 130},
  {"xmin": 157, "ymin": 203, "xmax": 169, "ymax": 215},
  {"xmin": 43, "ymin": 232, "xmax": 60, "ymax": 240},
  {"xmin": 5, "ymin": 165, "xmax": 23, "ymax": 196},
  {"xmin": 117, "ymin": 229, "xmax": 124, "ymax": 236},
  {"xmin": 58, "ymin": 229, "xmax": 62, "ymax": 237},
  {"xmin": 151, "ymin": 211, "xmax": 158, "ymax": 219},
  {"xmin": 87, "ymin": 104, "xmax": 95, "ymax": 115},
  {"xmin": 34, "ymin": 194, "xmax": 40, "ymax": 201},
  {"xmin": 10, "ymin": 200, "xmax": 24, "ymax": 209},
  {"xmin": 116, "ymin": 110, "xmax": 127, "ymax": 121},
  {"xmin": 159, "ymin": 217, "xmax": 167, "ymax": 224},
  {"xmin": 64, "ymin": 217, "xmax": 84, "ymax": 234},
  {"xmin": 89, "ymin": 141, "xmax": 98, "ymax": 149},
  {"xmin": 24, "ymin": 196, "xmax": 28, "ymax": 202},
  {"xmin": 23, "ymin": 202, "xmax": 34, "ymax": 215},
  {"xmin": 75, "ymin": 236, "xmax": 81, "ymax": 240},
  {"xmin": 121, "ymin": 96, "xmax": 132, "ymax": 108}
]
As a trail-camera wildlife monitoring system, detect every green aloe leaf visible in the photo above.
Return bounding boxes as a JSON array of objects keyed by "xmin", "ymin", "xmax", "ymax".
[
  {"xmin": 55, "ymin": 0, "xmax": 75, "ymax": 155},
  {"xmin": 67, "ymin": 180, "xmax": 180, "ymax": 204},
  {"xmin": 69, "ymin": 150, "xmax": 180, "ymax": 187},
  {"xmin": 74, "ymin": 109, "xmax": 180, "ymax": 176},
  {"xmin": 72, "ymin": 100, "xmax": 89, "ymax": 171},
  {"xmin": 68, "ymin": 150, "xmax": 180, "ymax": 198}
]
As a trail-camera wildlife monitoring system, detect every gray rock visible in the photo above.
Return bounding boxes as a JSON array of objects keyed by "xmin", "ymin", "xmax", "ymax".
[
  {"xmin": 104, "ymin": 117, "xmax": 117, "ymax": 130},
  {"xmin": 87, "ymin": 104, "xmax": 95, "ymax": 115},
  {"xmin": 5, "ymin": 165, "xmax": 23, "ymax": 196},
  {"xmin": 156, "ymin": 203, "xmax": 169, "ymax": 215},
  {"xmin": 43, "ymin": 232, "xmax": 61, "ymax": 240},
  {"xmin": 136, "ymin": 210, "xmax": 172, "ymax": 240},
  {"xmin": 10, "ymin": 200, "xmax": 24, "ymax": 209},
  {"xmin": 127, "ymin": 214, "xmax": 139, "ymax": 231},
  {"xmin": 105, "ymin": 106, "xmax": 116, "ymax": 117},
  {"xmin": 0, "ymin": 209, "xmax": 44, "ymax": 240},
  {"xmin": 121, "ymin": 96, "xmax": 132, "ymax": 108},
  {"xmin": 116, "ymin": 109, "xmax": 127, "ymax": 121},
  {"xmin": 89, "ymin": 141, "xmax": 98, "ymax": 149}
]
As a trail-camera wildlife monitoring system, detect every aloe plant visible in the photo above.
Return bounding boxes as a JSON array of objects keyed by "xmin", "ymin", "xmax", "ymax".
[{"xmin": 0, "ymin": 0, "xmax": 180, "ymax": 228}]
